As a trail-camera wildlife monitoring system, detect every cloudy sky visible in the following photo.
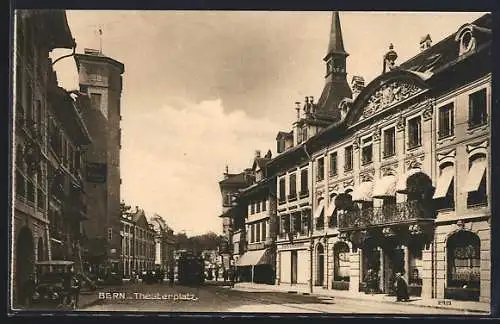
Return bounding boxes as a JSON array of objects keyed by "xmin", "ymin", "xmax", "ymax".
[{"xmin": 51, "ymin": 11, "xmax": 487, "ymax": 236}]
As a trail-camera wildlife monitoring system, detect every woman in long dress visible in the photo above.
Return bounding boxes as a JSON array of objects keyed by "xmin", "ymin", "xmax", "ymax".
[{"xmin": 394, "ymin": 272, "xmax": 409, "ymax": 302}]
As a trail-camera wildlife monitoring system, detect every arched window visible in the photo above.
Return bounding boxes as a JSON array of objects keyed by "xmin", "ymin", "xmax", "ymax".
[
  {"xmin": 466, "ymin": 154, "xmax": 487, "ymax": 207},
  {"xmin": 333, "ymin": 242, "xmax": 350, "ymax": 282},
  {"xmin": 316, "ymin": 243, "xmax": 325, "ymax": 286},
  {"xmin": 434, "ymin": 162, "xmax": 455, "ymax": 211},
  {"xmin": 446, "ymin": 231, "xmax": 480, "ymax": 301}
]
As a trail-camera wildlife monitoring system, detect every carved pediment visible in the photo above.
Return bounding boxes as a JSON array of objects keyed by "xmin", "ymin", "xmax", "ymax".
[{"xmin": 362, "ymin": 80, "xmax": 424, "ymax": 120}]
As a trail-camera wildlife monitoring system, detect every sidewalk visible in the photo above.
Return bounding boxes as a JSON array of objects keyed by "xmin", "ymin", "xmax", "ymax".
[{"xmin": 232, "ymin": 282, "xmax": 490, "ymax": 314}]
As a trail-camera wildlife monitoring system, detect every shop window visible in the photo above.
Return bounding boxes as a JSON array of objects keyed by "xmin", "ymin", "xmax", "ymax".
[
  {"xmin": 446, "ymin": 231, "xmax": 480, "ymax": 301},
  {"xmin": 468, "ymin": 89, "xmax": 487, "ymax": 129},
  {"xmin": 438, "ymin": 103, "xmax": 454, "ymax": 139}
]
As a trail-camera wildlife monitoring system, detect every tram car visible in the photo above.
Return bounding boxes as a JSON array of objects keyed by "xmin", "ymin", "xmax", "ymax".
[{"xmin": 176, "ymin": 252, "xmax": 205, "ymax": 286}]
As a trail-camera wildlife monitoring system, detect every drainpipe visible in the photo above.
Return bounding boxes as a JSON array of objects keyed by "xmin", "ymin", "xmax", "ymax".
[{"xmin": 303, "ymin": 144, "xmax": 313, "ymax": 294}]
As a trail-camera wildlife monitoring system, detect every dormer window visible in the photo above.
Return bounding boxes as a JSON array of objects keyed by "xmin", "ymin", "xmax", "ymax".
[{"xmin": 455, "ymin": 25, "xmax": 478, "ymax": 57}]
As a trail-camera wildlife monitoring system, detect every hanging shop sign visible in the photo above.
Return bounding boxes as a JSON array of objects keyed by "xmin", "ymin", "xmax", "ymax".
[{"xmin": 86, "ymin": 162, "xmax": 107, "ymax": 183}]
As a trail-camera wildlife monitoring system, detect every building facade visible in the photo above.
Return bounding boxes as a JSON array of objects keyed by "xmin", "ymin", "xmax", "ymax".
[
  {"xmin": 75, "ymin": 49, "xmax": 125, "ymax": 275},
  {"xmin": 230, "ymin": 12, "xmax": 492, "ymax": 305},
  {"xmin": 120, "ymin": 208, "xmax": 157, "ymax": 276},
  {"xmin": 12, "ymin": 9, "xmax": 77, "ymax": 306},
  {"xmin": 149, "ymin": 214, "xmax": 176, "ymax": 272},
  {"xmin": 235, "ymin": 150, "xmax": 277, "ymax": 284}
]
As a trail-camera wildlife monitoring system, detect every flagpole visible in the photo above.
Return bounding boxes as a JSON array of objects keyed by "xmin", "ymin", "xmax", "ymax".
[{"xmin": 98, "ymin": 27, "xmax": 103, "ymax": 54}]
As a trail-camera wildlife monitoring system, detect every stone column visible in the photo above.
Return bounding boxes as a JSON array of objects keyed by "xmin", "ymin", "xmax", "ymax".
[
  {"xmin": 422, "ymin": 243, "xmax": 433, "ymax": 299},
  {"xmin": 275, "ymin": 250, "xmax": 281, "ymax": 285},
  {"xmin": 349, "ymin": 248, "xmax": 361, "ymax": 293},
  {"xmin": 327, "ymin": 240, "xmax": 334, "ymax": 289},
  {"xmin": 403, "ymin": 245, "xmax": 410, "ymax": 282},
  {"xmin": 378, "ymin": 246, "xmax": 384, "ymax": 292}
]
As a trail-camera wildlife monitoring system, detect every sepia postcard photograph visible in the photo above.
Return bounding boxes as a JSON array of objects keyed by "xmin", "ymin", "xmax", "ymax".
[{"xmin": 8, "ymin": 9, "xmax": 493, "ymax": 316}]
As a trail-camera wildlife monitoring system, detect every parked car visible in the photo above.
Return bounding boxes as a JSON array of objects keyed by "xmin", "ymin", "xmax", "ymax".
[{"xmin": 30, "ymin": 260, "xmax": 78, "ymax": 310}]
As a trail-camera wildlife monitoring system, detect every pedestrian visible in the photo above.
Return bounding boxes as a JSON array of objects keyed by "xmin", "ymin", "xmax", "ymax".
[
  {"xmin": 223, "ymin": 269, "xmax": 228, "ymax": 282},
  {"xmin": 228, "ymin": 267, "xmax": 235, "ymax": 288},
  {"xmin": 394, "ymin": 272, "xmax": 409, "ymax": 302},
  {"xmin": 168, "ymin": 267, "xmax": 175, "ymax": 286},
  {"xmin": 214, "ymin": 268, "xmax": 219, "ymax": 282}
]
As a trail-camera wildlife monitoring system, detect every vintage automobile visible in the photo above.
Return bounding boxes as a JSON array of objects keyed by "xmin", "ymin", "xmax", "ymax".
[{"xmin": 30, "ymin": 260, "xmax": 79, "ymax": 310}]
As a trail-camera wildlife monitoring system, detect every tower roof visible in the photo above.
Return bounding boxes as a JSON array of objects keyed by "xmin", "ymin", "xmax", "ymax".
[{"xmin": 325, "ymin": 11, "xmax": 348, "ymax": 60}]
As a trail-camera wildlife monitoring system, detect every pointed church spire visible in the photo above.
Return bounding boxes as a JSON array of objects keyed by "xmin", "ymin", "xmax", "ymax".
[{"xmin": 325, "ymin": 11, "xmax": 348, "ymax": 60}]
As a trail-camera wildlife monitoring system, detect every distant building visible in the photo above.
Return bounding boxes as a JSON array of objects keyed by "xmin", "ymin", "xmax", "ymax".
[
  {"xmin": 74, "ymin": 48, "xmax": 125, "ymax": 275},
  {"xmin": 149, "ymin": 214, "xmax": 176, "ymax": 271},
  {"xmin": 235, "ymin": 150, "xmax": 277, "ymax": 284}
]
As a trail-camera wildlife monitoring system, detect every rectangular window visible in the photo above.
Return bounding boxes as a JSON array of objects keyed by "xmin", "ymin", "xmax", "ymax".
[
  {"xmin": 294, "ymin": 214, "xmax": 302, "ymax": 233},
  {"xmin": 317, "ymin": 157, "xmax": 325, "ymax": 181},
  {"xmin": 439, "ymin": 103, "xmax": 454, "ymax": 139},
  {"xmin": 361, "ymin": 136, "xmax": 373, "ymax": 165},
  {"xmin": 300, "ymin": 169, "xmax": 309, "ymax": 196},
  {"xmin": 383, "ymin": 127, "xmax": 396, "ymax": 157},
  {"xmin": 289, "ymin": 173, "xmax": 297, "ymax": 200},
  {"xmin": 302, "ymin": 127, "xmax": 308, "ymax": 141},
  {"xmin": 262, "ymin": 221, "xmax": 267, "ymax": 241},
  {"xmin": 297, "ymin": 127, "xmax": 303, "ymax": 144},
  {"xmin": 256, "ymin": 222, "xmax": 261, "ymax": 242},
  {"xmin": 279, "ymin": 177, "xmax": 286, "ymax": 203},
  {"xmin": 35, "ymin": 100, "xmax": 42, "ymax": 136},
  {"xmin": 250, "ymin": 224, "xmax": 255, "ymax": 243},
  {"xmin": 344, "ymin": 146, "xmax": 353, "ymax": 171},
  {"xmin": 108, "ymin": 227, "xmax": 113, "ymax": 241},
  {"xmin": 468, "ymin": 88, "xmax": 487, "ymax": 129},
  {"xmin": 90, "ymin": 93, "xmax": 102, "ymax": 111},
  {"xmin": 329, "ymin": 152, "xmax": 338, "ymax": 177},
  {"xmin": 277, "ymin": 139, "xmax": 285, "ymax": 154},
  {"xmin": 262, "ymin": 200, "xmax": 267, "ymax": 211},
  {"xmin": 408, "ymin": 116, "xmax": 422, "ymax": 149},
  {"xmin": 250, "ymin": 202, "xmax": 255, "ymax": 214},
  {"xmin": 256, "ymin": 200, "xmax": 261, "ymax": 213}
]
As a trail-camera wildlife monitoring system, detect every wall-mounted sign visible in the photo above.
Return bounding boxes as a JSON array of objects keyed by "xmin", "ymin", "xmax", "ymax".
[
  {"xmin": 278, "ymin": 242, "xmax": 307, "ymax": 251},
  {"xmin": 86, "ymin": 162, "xmax": 107, "ymax": 183}
]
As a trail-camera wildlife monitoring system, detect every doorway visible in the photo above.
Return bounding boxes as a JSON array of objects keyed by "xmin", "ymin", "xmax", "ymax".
[
  {"xmin": 384, "ymin": 247, "xmax": 405, "ymax": 294},
  {"xmin": 316, "ymin": 243, "xmax": 325, "ymax": 286},
  {"xmin": 15, "ymin": 227, "xmax": 34, "ymax": 306},
  {"xmin": 291, "ymin": 250, "xmax": 298, "ymax": 284}
]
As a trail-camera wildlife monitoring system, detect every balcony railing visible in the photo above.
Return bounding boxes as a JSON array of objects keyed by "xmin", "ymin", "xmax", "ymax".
[{"xmin": 338, "ymin": 201, "xmax": 428, "ymax": 230}]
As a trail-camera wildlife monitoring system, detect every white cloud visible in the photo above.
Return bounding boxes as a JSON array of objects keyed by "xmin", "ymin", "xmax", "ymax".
[{"xmin": 120, "ymin": 99, "xmax": 282, "ymax": 236}]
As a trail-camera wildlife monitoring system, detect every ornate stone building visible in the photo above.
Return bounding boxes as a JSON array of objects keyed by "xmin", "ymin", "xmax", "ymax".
[
  {"xmin": 304, "ymin": 13, "xmax": 491, "ymax": 304},
  {"xmin": 12, "ymin": 10, "xmax": 77, "ymax": 306}
]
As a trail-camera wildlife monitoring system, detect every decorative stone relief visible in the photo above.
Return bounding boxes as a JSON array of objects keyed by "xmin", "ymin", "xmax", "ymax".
[
  {"xmin": 362, "ymin": 81, "xmax": 424, "ymax": 119},
  {"xmin": 405, "ymin": 156, "xmax": 424, "ymax": 170},
  {"xmin": 396, "ymin": 115, "xmax": 405, "ymax": 132},
  {"xmin": 360, "ymin": 170, "xmax": 375, "ymax": 182},
  {"xmin": 409, "ymin": 224, "xmax": 423, "ymax": 236},
  {"xmin": 381, "ymin": 165, "xmax": 397, "ymax": 176},
  {"xmin": 329, "ymin": 183, "xmax": 339, "ymax": 192},
  {"xmin": 382, "ymin": 227, "xmax": 396, "ymax": 237},
  {"xmin": 422, "ymin": 97, "xmax": 435, "ymax": 121},
  {"xmin": 343, "ymin": 178, "xmax": 354, "ymax": 188},
  {"xmin": 372, "ymin": 127, "xmax": 381, "ymax": 142},
  {"xmin": 316, "ymin": 189, "xmax": 324, "ymax": 198},
  {"xmin": 437, "ymin": 149, "xmax": 456, "ymax": 162},
  {"xmin": 466, "ymin": 140, "xmax": 488, "ymax": 154},
  {"xmin": 352, "ymin": 136, "xmax": 360, "ymax": 150}
]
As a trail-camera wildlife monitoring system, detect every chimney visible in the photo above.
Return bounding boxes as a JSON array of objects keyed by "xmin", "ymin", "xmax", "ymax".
[
  {"xmin": 223, "ymin": 165, "xmax": 229, "ymax": 179},
  {"xmin": 295, "ymin": 101, "xmax": 301, "ymax": 119},
  {"xmin": 255, "ymin": 150, "xmax": 261, "ymax": 158},
  {"xmin": 420, "ymin": 34, "xmax": 432, "ymax": 51},
  {"xmin": 351, "ymin": 76, "xmax": 365, "ymax": 98}
]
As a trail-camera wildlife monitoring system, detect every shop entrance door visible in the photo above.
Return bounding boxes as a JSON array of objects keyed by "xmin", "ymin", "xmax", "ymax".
[{"xmin": 384, "ymin": 247, "xmax": 404, "ymax": 294}]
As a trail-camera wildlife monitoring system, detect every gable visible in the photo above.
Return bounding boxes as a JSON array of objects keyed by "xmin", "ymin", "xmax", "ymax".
[
  {"xmin": 346, "ymin": 69, "xmax": 430, "ymax": 126},
  {"xmin": 135, "ymin": 212, "xmax": 150, "ymax": 229}
]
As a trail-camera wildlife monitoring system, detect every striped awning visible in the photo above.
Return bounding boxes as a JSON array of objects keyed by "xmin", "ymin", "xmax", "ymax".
[
  {"xmin": 313, "ymin": 199, "xmax": 326, "ymax": 219},
  {"xmin": 325, "ymin": 197, "xmax": 337, "ymax": 217},
  {"xmin": 351, "ymin": 181, "xmax": 374, "ymax": 202},
  {"xmin": 465, "ymin": 157, "xmax": 487, "ymax": 192},
  {"xmin": 433, "ymin": 166, "xmax": 455, "ymax": 199},
  {"xmin": 372, "ymin": 176, "xmax": 397, "ymax": 198},
  {"xmin": 236, "ymin": 249, "xmax": 269, "ymax": 266},
  {"xmin": 396, "ymin": 168, "xmax": 423, "ymax": 194}
]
